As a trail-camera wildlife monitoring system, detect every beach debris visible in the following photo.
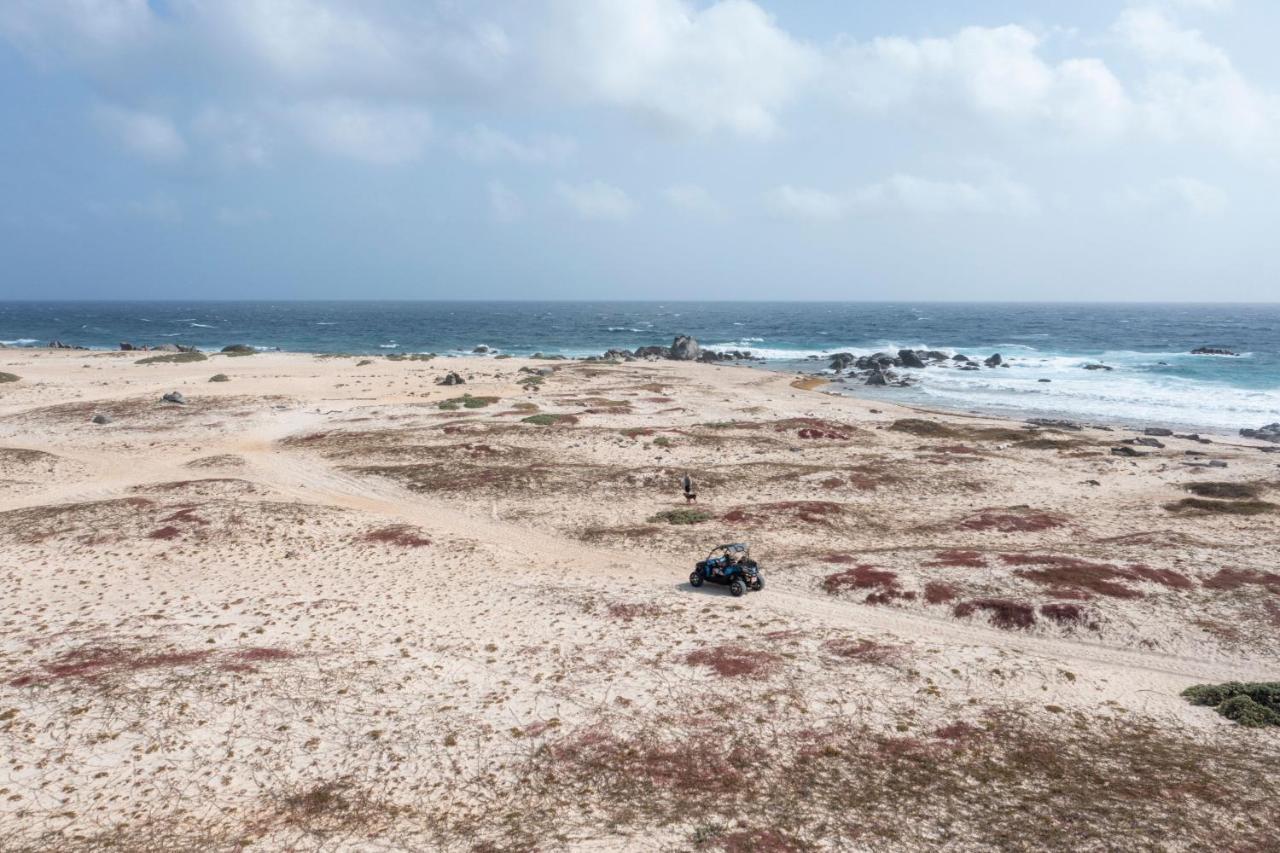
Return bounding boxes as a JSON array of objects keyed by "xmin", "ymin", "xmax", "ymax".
[
  {"xmin": 91, "ymin": 413, "xmax": 113, "ymax": 424},
  {"xmin": 437, "ymin": 371, "xmax": 465, "ymax": 386},
  {"xmin": 161, "ymin": 391, "xmax": 187, "ymax": 405},
  {"xmin": 1191, "ymin": 347, "xmax": 1238, "ymax": 356},
  {"xmin": 1240, "ymin": 422, "xmax": 1280, "ymax": 443}
]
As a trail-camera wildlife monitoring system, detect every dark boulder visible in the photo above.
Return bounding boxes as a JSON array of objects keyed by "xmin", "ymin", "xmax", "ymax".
[
  {"xmin": 865, "ymin": 370, "xmax": 891, "ymax": 386},
  {"xmin": 829, "ymin": 352, "xmax": 855, "ymax": 371},
  {"xmin": 120, "ymin": 342, "xmax": 137, "ymax": 351},
  {"xmin": 898, "ymin": 349, "xmax": 927, "ymax": 369},
  {"xmin": 1026, "ymin": 418, "xmax": 1082, "ymax": 431},
  {"xmin": 437, "ymin": 372, "xmax": 465, "ymax": 386},
  {"xmin": 91, "ymin": 413, "xmax": 113, "ymax": 425},
  {"xmin": 1110, "ymin": 446, "xmax": 1145, "ymax": 457},
  {"xmin": 670, "ymin": 335, "xmax": 700, "ymax": 361},
  {"xmin": 1240, "ymin": 422, "xmax": 1280, "ymax": 443},
  {"xmin": 952, "ymin": 354, "xmax": 970, "ymax": 363},
  {"xmin": 473, "ymin": 345, "xmax": 490, "ymax": 354},
  {"xmin": 924, "ymin": 351, "xmax": 949, "ymax": 361},
  {"xmin": 633, "ymin": 345, "xmax": 669, "ymax": 360},
  {"xmin": 1191, "ymin": 347, "xmax": 1237, "ymax": 356},
  {"xmin": 1083, "ymin": 363, "xmax": 1113, "ymax": 371},
  {"xmin": 1144, "ymin": 427, "xmax": 1174, "ymax": 437},
  {"xmin": 222, "ymin": 344, "xmax": 255, "ymax": 354},
  {"xmin": 984, "ymin": 353, "xmax": 1002, "ymax": 367},
  {"xmin": 161, "ymin": 391, "xmax": 187, "ymax": 405}
]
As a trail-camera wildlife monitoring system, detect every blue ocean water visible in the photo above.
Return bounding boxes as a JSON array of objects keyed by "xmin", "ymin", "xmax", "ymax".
[{"xmin": 2, "ymin": 301, "xmax": 1277, "ymax": 432}]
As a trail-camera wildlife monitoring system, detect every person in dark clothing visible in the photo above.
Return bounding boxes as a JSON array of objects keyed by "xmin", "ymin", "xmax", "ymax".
[{"xmin": 681, "ymin": 472, "xmax": 697, "ymax": 504}]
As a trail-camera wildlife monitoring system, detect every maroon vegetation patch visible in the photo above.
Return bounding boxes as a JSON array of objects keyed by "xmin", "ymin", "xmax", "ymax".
[
  {"xmin": 1202, "ymin": 568, "xmax": 1280, "ymax": 594},
  {"xmin": 822, "ymin": 638, "xmax": 904, "ymax": 666},
  {"xmin": 924, "ymin": 550, "xmax": 988, "ymax": 568},
  {"xmin": 1000, "ymin": 553, "xmax": 1192, "ymax": 599},
  {"xmin": 1039, "ymin": 603, "xmax": 1097, "ymax": 629},
  {"xmin": 607, "ymin": 602, "xmax": 661, "ymax": 621},
  {"xmin": 723, "ymin": 501, "xmax": 844, "ymax": 527},
  {"xmin": 686, "ymin": 645, "xmax": 778, "ymax": 678},
  {"xmin": 924, "ymin": 582, "xmax": 959, "ymax": 604},
  {"xmin": 822, "ymin": 564, "xmax": 897, "ymax": 595},
  {"xmin": 960, "ymin": 509, "xmax": 1066, "ymax": 533},
  {"xmin": 362, "ymin": 524, "xmax": 431, "ymax": 548},
  {"xmin": 147, "ymin": 525, "xmax": 181, "ymax": 540},
  {"xmin": 797, "ymin": 428, "xmax": 848, "ymax": 440},
  {"xmin": 953, "ymin": 598, "xmax": 1036, "ymax": 630}
]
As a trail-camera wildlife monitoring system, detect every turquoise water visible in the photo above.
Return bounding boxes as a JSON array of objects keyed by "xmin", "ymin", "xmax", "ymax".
[{"xmin": 2, "ymin": 301, "xmax": 1277, "ymax": 432}]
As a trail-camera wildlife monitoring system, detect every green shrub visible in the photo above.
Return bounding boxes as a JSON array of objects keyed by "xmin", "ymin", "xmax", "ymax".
[
  {"xmin": 522, "ymin": 413, "xmax": 577, "ymax": 426},
  {"xmin": 0, "ymin": 372, "xmax": 19, "ymax": 383},
  {"xmin": 438, "ymin": 394, "xmax": 498, "ymax": 410},
  {"xmin": 653, "ymin": 436, "xmax": 673, "ymax": 448},
  {"xmin": 1164, "ymin": 498, "xmax": 1276, "ymax": 516},
  {"xmin": 387, "ymin": 353, "xmax": 435, "ymax": 362},
  {"xmin": 209, "ymin": 373, "xmax": 230, "ymax": 383},
  {"xmin": 357, "ymin": 359, "xmax": 373, "ymax": 366},
  {"xmin": 1182, "ymin": 682, "xmax": 1280, "ymax": 727},
  {"xmin": 136, "ymin": 351, "xmax": 208, "ymax": 365},
  {"xmin": 1185, "ymin": 481, "xmax": 1262, "ymax": 500},
  {"xmin": 648, "ymin": 508, "xmax": 711, "ymax": 525}
]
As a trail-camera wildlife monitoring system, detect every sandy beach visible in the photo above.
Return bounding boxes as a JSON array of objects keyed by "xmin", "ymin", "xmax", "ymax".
[{"xmin": 0, "ymin": 347, "xmax": 1277, "ymax": 851}]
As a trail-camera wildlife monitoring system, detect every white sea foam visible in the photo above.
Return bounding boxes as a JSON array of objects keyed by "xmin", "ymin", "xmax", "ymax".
[
  {"xmin": 1, "ymin": 338, "xmax": 39, "ymax": 346},
  {"xmin": 190, "ymin": 323, "xmax": 214, "ymax": 328}
]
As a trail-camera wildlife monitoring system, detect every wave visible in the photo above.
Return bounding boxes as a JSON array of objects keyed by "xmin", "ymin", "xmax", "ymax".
[
  {"xmin": 189, "ymin": 323, "xmax": 215, "ymax": 328},
  {"xmin": 1, "ymin": 338, "xmax": 39, "ymax": 346}
]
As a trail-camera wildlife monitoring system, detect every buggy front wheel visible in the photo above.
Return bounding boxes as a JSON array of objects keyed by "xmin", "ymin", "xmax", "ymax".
[
  {"xmin": 729, "ymin": 579, "xmax": 746, "ymax": 597},
  {"xmin": 751, "ymin": 576, "xmax": 764, "ymax": 592},
  {"xmin": 689, "ymin": 571, "xmax": 704, "ymax": 588}
]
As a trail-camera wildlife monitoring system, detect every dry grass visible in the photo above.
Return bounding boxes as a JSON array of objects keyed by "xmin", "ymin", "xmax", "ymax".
[{"xmin": 1165, "ymin": 497, "xmax": 1277, "ymax": 516}]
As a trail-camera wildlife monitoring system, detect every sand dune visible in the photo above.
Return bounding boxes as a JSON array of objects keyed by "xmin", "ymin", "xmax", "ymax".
[{"xmin": 0, "ymin": 349, "xmax": 1277, "ymax": 851}]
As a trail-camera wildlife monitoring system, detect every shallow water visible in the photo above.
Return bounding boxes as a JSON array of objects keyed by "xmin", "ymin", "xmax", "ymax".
[{"xmin": 2, "ymin": 301, "xmax": 1276, "ymax": 431}]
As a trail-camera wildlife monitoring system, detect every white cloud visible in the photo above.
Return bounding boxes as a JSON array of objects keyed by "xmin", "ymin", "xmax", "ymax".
[
  {"xmin": 487, "ymin": 180, "xmax": 524, "ymax": 223},
  {"xmin": 1111, "ymin": 176, "xmax": 1228, "ymax": 217},
  {"xmin": 834, "ymin": 25, "xmax": 1131, "ymax": 139},
  {"xmin": 545, "ymin": 0, "xmax": 818, "ymax": 136},
  {"xmin": 769, "ymin": 174, "xmax": 1038, "ymax": 221},
  {"xmin": 663, "ymin": 184, "xmax": 724, "ymax": 217},
  {"xmin": 94, "ymin": 104, "xmax": 187, "ymax": 163},
  {"xmin": 0, "ymin": 0, "xmax": 157, "ymax": 64},
  {"xmin": 291, "ymin": 99, "xmax": 431, "ymax": 164},
  {"xmin": 191, "ymin": 107, "xmax": 271, "ymax": 169},
  {"xmin": 454, "ymin": 126, "xmax": 575, "ymax": 164},
  {"xmin": 555, "ymin": 180, "xmax": 633, "ymax": 221}
]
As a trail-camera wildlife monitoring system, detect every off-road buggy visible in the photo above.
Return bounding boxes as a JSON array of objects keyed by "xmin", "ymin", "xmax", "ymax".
[{"xmin": 689, "ymin": 543, "xmax": 764, "ymax": 597}]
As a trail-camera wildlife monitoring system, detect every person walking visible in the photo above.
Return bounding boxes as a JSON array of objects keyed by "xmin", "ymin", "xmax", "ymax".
[{"xmin": 681, "ymin": 472, "xmax": 697, "ymax": 504}]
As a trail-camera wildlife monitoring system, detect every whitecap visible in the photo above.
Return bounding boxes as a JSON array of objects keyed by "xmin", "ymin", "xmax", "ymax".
[{"xmin": 190, "ymin": 323, "xmax": 214, "ymax": 328}]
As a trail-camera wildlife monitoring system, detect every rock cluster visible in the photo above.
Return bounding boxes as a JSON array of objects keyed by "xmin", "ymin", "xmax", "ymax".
[
  {"xmin": 595, "ymin": 336, "xmax": 756, "ymax": 364},
  {"xmin": 120, "ymin": 342, "xmax": 200, "ymax": 353},
  {"xmin": 825, "ymin": 349, "xmax": 1007, "ymax": 387},
  {"xmin": 1240, "ymin": 423, "xmax": 1280, "ymax": 443},
  {"xmin": 1191, "ymin": 347, "xmax": 1237, "ymax": 356},
  {"xmin": 438, "ymin": 371, "xmax": 465, "ymax": 386}
]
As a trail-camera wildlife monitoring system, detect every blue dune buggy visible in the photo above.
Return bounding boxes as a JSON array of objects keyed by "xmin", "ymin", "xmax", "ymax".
[{"xmin": 689, "ymin": 543, "xmax": 764, "ymax": 597}]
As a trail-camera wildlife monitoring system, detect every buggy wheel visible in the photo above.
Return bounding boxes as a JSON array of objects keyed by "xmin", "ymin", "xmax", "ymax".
[
  {"xmin": 729, "ymin": 579, "xmax": 746, "ymax": 597},
  {"xmin": 752, "ymin": 576, "xmax": 764, "ymax": 592},
  {"xmin": 689, "ymin": 571, "xmax": 704, "ymax": 588}
]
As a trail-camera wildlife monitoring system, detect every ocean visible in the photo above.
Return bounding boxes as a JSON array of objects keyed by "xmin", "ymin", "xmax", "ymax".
[{"xmin": 2, "ymin": 301, "xmax": 1277, "ymax": 433}]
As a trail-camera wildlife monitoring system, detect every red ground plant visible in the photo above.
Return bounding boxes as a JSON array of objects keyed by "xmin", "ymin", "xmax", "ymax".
[
  {"xmin": 1000, "ymin": 554, "xmax": 1193, "ymax": 599},
  {"xmin": 822, "ymin": 564, "xmax": 897, "ymax": 595},
  {"xmin": 685, "ymin": 645, "xmax": 778, "ymax": 678},
  {"xmin": 1203, "ymin": 568, "xmax": 1280, "ymax": 594},
  {"xmin": 959, "ymin": 508, "xmax": 1066, "ymax": 533},
  {"xmin": 362, "ymin": 524, "xmax": 431, "ymax": 547},
  {"xmin": 924, "ymin": 550, "xmax": 989, "ymax": 568},
  {"xmin": 953, "ymin": 598, "xmax": 1036, "ymax": 630},
  {"xmin": 822, "ymin": 638, "xmax": 904, "ymax": 666},
  {"xmin": 924, "ymin": 582, "xmax": 959, "ymax": 604},
  {"xmin": 1039, "ymin": 603, "xmax": 1098, "ymax": 630},
  {"xmin": 147, "ymin": 525, "xmax": 181, "ymax": 540}
]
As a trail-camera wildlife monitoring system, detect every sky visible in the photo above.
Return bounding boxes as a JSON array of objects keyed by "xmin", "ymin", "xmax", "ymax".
[{"xmin": 2, "ymin": 0, "xmax": 1279, "ymax": 301}]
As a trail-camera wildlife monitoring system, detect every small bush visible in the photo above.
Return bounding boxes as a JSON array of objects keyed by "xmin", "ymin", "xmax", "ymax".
[
  {"xmin": 649, "ymin": 508, "xmax": 711, "ymax": 525},
  {"xmin": 889, "ymin": 419, "xmax": 957, "ymax": 438},
  {"xmin": 1182, "ymin": 682, "xmax": 1280, "ymax": 727},
  {"xmin": 362, "ymin": 525, "xmax": 431, "ymax": 547},
  {"xmin": 209, "ymin": 373, "xmax": 230, "ymax": 382},
  {"xmin": 438, "ymin": 394, "xmax": 498, "ymax": 410},
  {"xmin": 924, "ymin": 550, "xmax": 988, "ymax": 568},
  {"xmin": 1164, "ymin": 498, "xmax": 1276, "ymax": 516},
  {"xmin": 136, "ymin": 351, "xmax": 207, "ymax": 364},
  {"xmin": 686, "ymin": 645, "xmax": 777, "ymax": 678},
  {"xmin": 653, "ymin": 436, "xmax": 673, "ymax": 448},
  {"xmin": 0, "ymin": 372, "xmax": 19, "ymax": 383},
  {"xmin": 386, "ymin": 352, "xmax": 435, "ymax": 361}
]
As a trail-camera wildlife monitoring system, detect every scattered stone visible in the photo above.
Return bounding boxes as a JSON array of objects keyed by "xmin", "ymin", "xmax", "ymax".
[
  {"xmin": 1083, "ymin": 363, "xmax": 1113, "ymax": 371},
  {"xmin": 1240, "ymin": 423, "xmax": 1280, "ymax": 443},
  {"xmin": 438, "ymin": 372, "xmax": 465, "ymax": 386},
  {"xmin": 1110, "ymin": 446, "xmax": 1146, "ymax": 458},
  {"xmin": 221, "ymin": 344, "xmax": 255, "ymax": 354},
  {"xmin": 898, "ymin": 349, "xmax": 927, "ymax": 369},
  {"xmin": 670, "ymin": 335, "xmax": 701, "ymax": 361},
  {"xmin": 1144, "ymin": 427, "xmax": 1174, "ymax": 437},
  {"xmin": 1129, "ymin": 437, "xmax": 1165, "ymax": 449},
  {"xmin": 161, "ymin": 391, "xmax": 187, "ymax": 405},
  {"xmin": 91, "ymin": 413, "xmax": 113, "ymax": 425},
  {"xmin": 209, "ymin": 374, "xmax": 230, "ymax": 383},
  {"xmin": 984, "ymin": 353, "xmax": 1003, "ymax": 367}
]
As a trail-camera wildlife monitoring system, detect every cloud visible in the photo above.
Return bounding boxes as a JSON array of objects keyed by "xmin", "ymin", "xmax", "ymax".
[
  {"xmin": 662, "ymin": 184, "xmax": 724, "ymax": 217},
  {"xmin": 487, "ymin": 180, "xmax": 524, "ymax": 222},
  {"xmin": 0, "ymin": 0, "xmax": 157, "ymax": 65},
  {"xmin": 769, "ymin": 174, "xmax": 1038, "ymax": 221},
  {"xmin": 191, "ymin": 107, "xmax": 271, "ymax": 169},
  {"xmin": 93, "ymin": 104, "xmax": 187, "ymax": 163},
  {"xmin": 454, "ymin": 126, "xmax": 575, "ymax": 164},
  {"xmin": 1111, "ymin": 176, "xmax": 1228, "ymax": 217},
  {"xmin": 555, "ymin": 180, "xmax": 633, "ymax": 221},
  {"xmin": 834, "ymin": 24, "xmax": 1131, "ymax": 139},
  {"xmin": 544, "ymin": 0, "xmax": 818, "ymax": 136},
  {"xmin": 290, "ymin": 99, "xmax": 431, "ymax": 164}
]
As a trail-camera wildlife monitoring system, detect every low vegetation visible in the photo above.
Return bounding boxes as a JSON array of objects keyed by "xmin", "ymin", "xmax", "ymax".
[
  {"xmin": 1164, "ymin": 497, "xmax": 1276, "ymax": 516},
  {"xmin": 1184, "ymin": 481, "xmax": 1262, "ymax": 499},
  {"xmin": 522, "ymin": 413, "xmax": 578, "ymax": 426},
  {"xmin": 136, "ymin": 351, "xmax": 208, "ymax": 365},
  {"xmin": 437, "ymin": 394, "xmax": 498, "ymax": 411},
  {"xmin": 209, "ymin": 373, "xmax": 230, "ymax": 382},
  {"xmin": 0, "ymin": 372, "xmax": 19, "ymax": 383},
  {"xmin": 1183, "ymin": 682, "xmax": 1280, "ymax": 727},
  {"xmin": 648, "ymin": 508, "xmax": 711, "ymax": 525}
]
